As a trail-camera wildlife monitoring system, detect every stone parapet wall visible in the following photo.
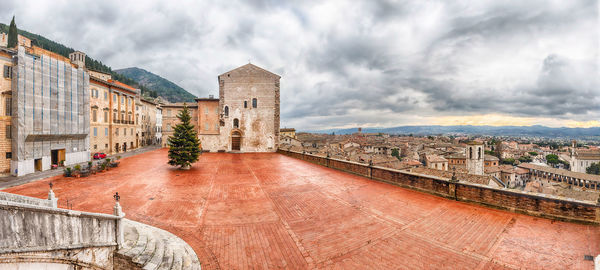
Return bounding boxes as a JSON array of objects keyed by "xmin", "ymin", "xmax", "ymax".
[
  {"xmin": 278, "ymin": 149, "xmax": 600, "ymax": 224},
  {"xmin": 0, "ymin": 199, "xmax": 119, "ymax": 255},
  {"xmin": 0, "ymin": 191, "xmax": 54, "ymax": 207}
]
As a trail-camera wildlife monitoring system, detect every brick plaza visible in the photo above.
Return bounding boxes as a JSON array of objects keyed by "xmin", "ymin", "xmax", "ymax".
[{"xmin": 4, "ymin": 148, "xmax": 599, "ymax": 269}]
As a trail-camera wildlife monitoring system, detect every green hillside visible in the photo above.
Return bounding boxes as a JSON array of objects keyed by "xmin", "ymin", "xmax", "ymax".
[{"xmin": 114, "ymin": 67, "xmax": 196, "ymax": 103}]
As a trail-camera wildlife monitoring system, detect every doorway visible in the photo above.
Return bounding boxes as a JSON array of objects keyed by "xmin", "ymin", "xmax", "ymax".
[
  {"xmin": 51, "ymin": 149, "xmax": 65, "ymax": 166},
  {"xmin": 34, "ymin": 158, "xmax": 42, "ymax": 171},
  {"xmin": 231, "ymin": 131, "xmax": 241, "ymax": 151}
]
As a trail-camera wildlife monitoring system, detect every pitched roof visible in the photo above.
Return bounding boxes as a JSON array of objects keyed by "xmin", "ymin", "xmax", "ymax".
[
  {"xmin": 518, "ymin": 163, "xmax": 600, "ymax": 181},
  {"xmin": 218, "ymin": 63, "xmax": 281, "ymax": 78}
]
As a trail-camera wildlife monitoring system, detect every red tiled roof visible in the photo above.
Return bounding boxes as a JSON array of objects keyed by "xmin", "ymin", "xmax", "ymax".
[{"xmin": 109, "ymin": 80, "xmax": 137, "ymax": 91}]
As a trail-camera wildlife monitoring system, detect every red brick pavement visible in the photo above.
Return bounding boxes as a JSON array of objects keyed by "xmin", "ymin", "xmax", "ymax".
[{"xmin": 4, "ymin": 149, "xmax": 599, "ymax": 269}]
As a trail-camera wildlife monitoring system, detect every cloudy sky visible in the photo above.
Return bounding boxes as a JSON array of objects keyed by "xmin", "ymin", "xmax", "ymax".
[{"xmin": 3, "ymin": 0, "xmax": 598, "ymax": 130}]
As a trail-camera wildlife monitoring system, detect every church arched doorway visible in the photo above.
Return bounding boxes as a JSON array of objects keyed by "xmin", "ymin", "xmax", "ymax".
[{"xmin": 231, "ymin": 131, "xmax": 241, "ymax": 151}]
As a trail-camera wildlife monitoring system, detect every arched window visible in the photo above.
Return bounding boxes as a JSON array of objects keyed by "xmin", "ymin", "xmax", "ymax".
[
  {"xmin": 244, "ymin": 101, "xmax": 248, "ymax": 108},
  {"xmin": 469, "ymin": 147, "xmax": 473, "ymax": 159},
  {"xmin": 478, "ymin": 147, "xmax": 482, "ymax": 159},
  {"xmin": 252, "ymin": 98, "xmax": 257, "ymax": 108},
  {"xmin": 224, "ymin": 106, "xmax": 229, "ymax": 117},
  {"xmin": 233, "ymin": 118, "xmax": 239, "ymax": 128}
]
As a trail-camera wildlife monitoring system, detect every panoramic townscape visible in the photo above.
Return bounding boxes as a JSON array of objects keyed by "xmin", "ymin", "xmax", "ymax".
[{"xmin": 0, "ymin": 1, "xmax": 599, "ymax": 269}]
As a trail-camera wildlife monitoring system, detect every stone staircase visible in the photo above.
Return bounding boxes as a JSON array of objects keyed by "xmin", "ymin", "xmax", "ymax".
[{"xmin": 117, "ymin": 219, "xmax": 201, "ymax": 270}]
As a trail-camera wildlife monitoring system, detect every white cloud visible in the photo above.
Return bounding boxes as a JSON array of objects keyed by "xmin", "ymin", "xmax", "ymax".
[{"xmin": 2, "ymin": 0, "xmax": 597, "ymax": 130}]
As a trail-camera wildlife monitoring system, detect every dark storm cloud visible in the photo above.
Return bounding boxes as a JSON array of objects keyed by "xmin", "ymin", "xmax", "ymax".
[{"xmin": 1, "ymin": 0, "xmax": 596, "ymax": 129}]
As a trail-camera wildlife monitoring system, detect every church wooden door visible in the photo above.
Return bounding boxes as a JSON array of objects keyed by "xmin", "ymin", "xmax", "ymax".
[{"xmin": 232, "ymin": 136, "xmax": 241, "ymax": 151}]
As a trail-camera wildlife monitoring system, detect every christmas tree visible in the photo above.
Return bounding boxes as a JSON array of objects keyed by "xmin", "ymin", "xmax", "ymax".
[{"xmin": 167, "ymin": 104, "xmax": 201, "ymax": 169}]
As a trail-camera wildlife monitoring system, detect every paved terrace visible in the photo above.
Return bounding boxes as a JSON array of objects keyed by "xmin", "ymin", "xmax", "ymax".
[{"xmin": 4, "ymin": 149, "xmax": 599, "ymax": 269}]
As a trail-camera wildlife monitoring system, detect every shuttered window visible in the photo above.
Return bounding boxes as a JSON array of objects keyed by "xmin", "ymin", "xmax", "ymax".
[
  {"xmin": 3, "ymin": 65, "xmax": 12, "ymax": 79},
  {"xmin": 5, "ymin": 97, "xmax": 11, "ymax": 116}
]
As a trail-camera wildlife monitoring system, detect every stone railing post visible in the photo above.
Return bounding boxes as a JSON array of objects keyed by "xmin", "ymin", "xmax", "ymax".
[
  {"xmin": 48, "ymin": 182, "xmax": 58, "ymax": 208},
  {"xmin": 113, "ymin": 192, "xmax": 126, "ymax": 249},
  {"xmin": 449, "ymin": 167, "xmax": 459, "ymax": 200},
  {"xmin": 368, "ymin": 160, "xmax": 373, "ymax": 179}
]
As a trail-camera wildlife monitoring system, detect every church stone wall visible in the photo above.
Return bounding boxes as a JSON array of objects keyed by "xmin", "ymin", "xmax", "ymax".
[{"xmin": 199, "ymin": 64, "xmax": 280, "ymax": 152}]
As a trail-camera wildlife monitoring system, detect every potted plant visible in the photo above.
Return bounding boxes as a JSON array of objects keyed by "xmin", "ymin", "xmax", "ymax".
[
  {"xmin": 73, "ymin": 164, "xmax": 82, "ymax": 178},
  {"xmin": 63, "ymin": 167, "xmax": 72, "ymax": 177}
]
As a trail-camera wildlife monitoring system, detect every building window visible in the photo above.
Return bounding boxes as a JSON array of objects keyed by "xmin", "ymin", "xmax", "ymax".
[
  {"xmin": 94, "ymin": 144, "xmax": 97, "ymax": 149},
  {"xmin": 105, "ymin": 128, "xmax": 108, "ymax": 136},
  {"xmin": 131, "ymin": 128, "xmax": 133, "ymax": 135},
  {"xmin": 233, "ymin": 118, "xmax": 239, "ymax": 128},
  {"xmin": 105, "ymin": 143, "xmax": 108, "ymax": 148},
  {"xmin": 5, "ymin": 152, "xmax": 11, "ymax": 159},
  {"xmin": 5, "ymin": 97, "xmax": 11, "ymax": 116},
  {"xmin": 104, "ymin": 91, "xmax": 108, "ymax": 100},
  {"xmin": 93, "ymin": 127, "xmax": 97, "ymax": 136},
  {"xmin": 205, "ymin": 124, "xmax": 209, "ymax": 131},
  {"xmin": 104, "ymin": 111, "xmax": 108, "ymax": 123},
  {"xmin": 116, "ymin": 128, "xmax": 119, "ymax": 136},
  {"xmin": 121, "ymin": 96, "xmax": 124, "ymax": 104},
  {"xmin": 224, "ymin": 106, "xmax": 229, "ymax": 117},
  {"xmin": 5, "ymin": 125, "xmax": 10, "ymax": 139},
  {"xmin": 244, "ymin": 101, "xmax": 247, "ymax": 108},
  {"xmin": 3, "ymin": 65, "xmax": 12, "ymax": 79},
  {"xmin": 252, "ymin": 98, "xmax": 257, "ymax": 108},
  {"xmin": 92, "ymin": 110, "xmax": 97, "ymax": 122},
  {"xmin": 113, "ymin": 94, "xmax": 117, "ymax": 102}
]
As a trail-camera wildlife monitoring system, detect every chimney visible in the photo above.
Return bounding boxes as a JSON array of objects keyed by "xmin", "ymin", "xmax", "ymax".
[{"xmin": 209, "ymin": 95, "xmax": 214, "ymax": 99}]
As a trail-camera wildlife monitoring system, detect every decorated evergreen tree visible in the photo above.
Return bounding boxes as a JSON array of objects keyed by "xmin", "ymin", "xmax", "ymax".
[
  {"xmin": 7, "ymin": 16, "xmax": 17, "ymax": 48},
  {"xmin": 167, "ymin": 104, "xmax": 201, "ymax": 169}
]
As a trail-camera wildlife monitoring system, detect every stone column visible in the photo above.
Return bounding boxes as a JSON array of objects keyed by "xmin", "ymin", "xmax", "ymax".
[
  {"xmin": 47, "ymin": 183, "xmax": 58, "ymax": 208},
  {"xmin": 449, "ymin": 167, "xmax": 459, "ymax": 200},
  {"xmin": 113, "ymin": 192, "xmax": 125, "ymax": 249}
]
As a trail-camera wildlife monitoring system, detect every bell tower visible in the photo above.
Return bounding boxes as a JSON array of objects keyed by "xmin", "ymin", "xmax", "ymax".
[
  {"xmin": 466, "ymin": 141, "xmax": 484, "ymax": 175},
  {"xmin": 69, "ymin": 51, "xmax": 86, "ymax": 68}
]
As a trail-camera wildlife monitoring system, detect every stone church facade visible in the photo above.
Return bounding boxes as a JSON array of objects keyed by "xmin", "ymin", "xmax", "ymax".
[{"xmin": 198, "ymin": 64, "xmax": 280, "ymax": 152}]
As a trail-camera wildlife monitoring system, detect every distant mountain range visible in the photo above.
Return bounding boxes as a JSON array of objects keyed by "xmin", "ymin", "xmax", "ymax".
[{"xmin": 308, "ymin": 125, "xmax": 600, "ymax": 140}]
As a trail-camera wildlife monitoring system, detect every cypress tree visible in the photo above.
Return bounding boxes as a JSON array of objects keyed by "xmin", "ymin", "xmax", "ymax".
[
  {"xmin": 168, "ymin": 104, "xmax": 201, "ymax": 169},
  {"xmin": 7, "ymin": 16, "xmax": 17, "ymax": 48}
]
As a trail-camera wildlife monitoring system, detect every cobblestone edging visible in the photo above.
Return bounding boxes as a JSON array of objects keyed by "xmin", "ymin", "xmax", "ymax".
[{"xmin": 278, "ymin": 149, "xmax": 600, "ymax": 224}]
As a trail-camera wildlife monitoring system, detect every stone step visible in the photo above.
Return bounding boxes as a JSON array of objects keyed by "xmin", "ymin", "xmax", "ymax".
[
  {"xmin": 143, "ymin": 231, "xmax": 166, "ymax": 270},
  {"xmin": 118, "ymin": 219, "xmax": 200, "ymax": 270},
  {"xmin": 157, "ymin": 239, "xmax": 174, "ymax": 270},
  {"xmin": 134, "ymin": 226, "xmax": 157, "ymax": 266}
]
